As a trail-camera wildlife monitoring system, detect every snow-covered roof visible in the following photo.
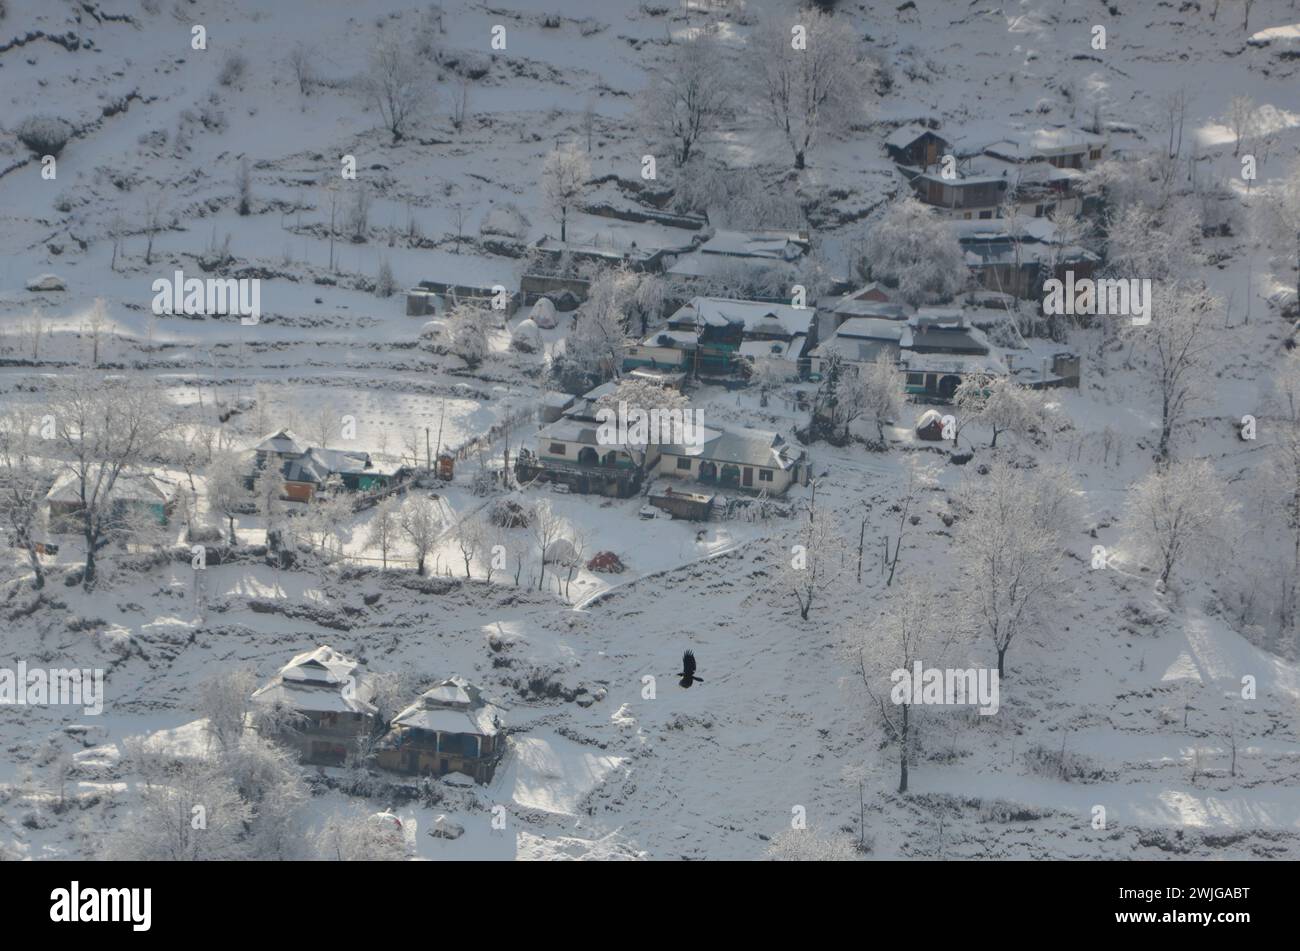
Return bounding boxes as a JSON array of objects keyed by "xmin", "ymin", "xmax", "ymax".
[
  {"xmin": 836, "ymin": 318, "xmax": 908, "ymax": 342},
  {"xmin": 251, "ymin": 645, "xmax": 377, "ymax": 716},
  {"xmin": 885, "ymin": 124, "xmax": 945, "ymax": 149},
  {"xmin": 739, "ymin": 336, "xmax": 805, "ymax": 364},
  {"xmin": 698, "ymin": 229, "xmax": 808, "ymax": 260},
  {"xmin": 254, "ymin": 428, "xmax": 306, "ymax": 456},
  {"xmin": 672, "ymin": 297, "xmax": 815, "ymax": 338},
  {"xmin": 391, "ymin": 676, "xmax": 503, "ymax": 737},
  {"xmin": 45, "ymin": 468, "xmax": 178, "ymax": 505},
  {"xmin": 660, "ymin": 427, "xmax": 798, "ymax": 470}
]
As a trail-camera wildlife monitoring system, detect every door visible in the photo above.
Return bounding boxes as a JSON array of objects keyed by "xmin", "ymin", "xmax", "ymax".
[{"xmin": 742, "ymin": 467, "xmax": 753, "ymax": 488}]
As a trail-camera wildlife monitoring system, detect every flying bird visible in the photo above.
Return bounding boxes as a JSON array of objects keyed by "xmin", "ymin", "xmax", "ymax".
[{"xmin": 676, "ymin": 650, "xmax": 703, "ymax": 688}]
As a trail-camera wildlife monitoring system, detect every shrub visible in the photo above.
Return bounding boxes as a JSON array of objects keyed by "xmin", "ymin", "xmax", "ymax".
[
  {"xmin": 218, "ymin": 53, "xmax": 248, "ymax": 87},
  {"xmin": 15, "ymin": 115, "xmax": 74, "ymax": 157}
]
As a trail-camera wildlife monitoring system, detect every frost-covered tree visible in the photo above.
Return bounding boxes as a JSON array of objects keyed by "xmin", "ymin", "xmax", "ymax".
[
  {"xmin": 1259, "ymin": 158, "xmax": 1300, "ymax": 306},
  {"xmin": 206, "ymin": 450, "xmax": 249, "ymax": 546},
  {"xmin": 530, "ymin": 499, "xmax": 563, "ymax": 593},
  {"xmin": 0, "ymin": 407, "xmax": 53, "ymax": 589},
  {"xmin": 314, "ymin": 811, "xmax": 407, "ymax": 861},
  {"xmin": 859, "ymin": 352, "xmax": 904, "ymax": 443},
  {"xmin": 1124, "ymin": 458, "xmax": 1238, "ymax": 588},
  {"xmin": 400, "ymin": 495, "xmax": 442, "ymax": 575},
  {"xmin": 1125, "ymin": 281, "xmax": 1219, "ymax": 460},
  {"xmin": 198, "ymin": 668, "xmax": 258, "ymax": 755},
  {"xmin": 364, "ymin": 494, "xmax": 401, "ymax": 569},
  {"xmin": 51, "ymin": 375, "xmax": 169, "ymax": 588},
  {"xmin": 744, "ymin": 353, "xmax": 791, "ymax": 406},
  {"xmin": 772, "ymin": 515, "xmax": 845, "ymax": 621},
  {"xmin": 745, "ymin": 9, "xmax": 872, "ymax": 170},
  {"xmin": 101, "ymin": 763, "xmax": 252, "ymax": 861},
  {"xmin": 1104, "ymin": 199, "xmax": 1204, "ymax": 283},
  {"xmin": 954, "ymin": 462, "xmax": 1076, "ymax": 679},
  {"xmin": 953, "ymin": 374, "xmax": 1049, "ymax": 449},
  {"xmin": 445, "ymin": 303, "xmax": 489, "ymax": 369},
  {"xmin": 1227, "ymin": 95, "xmax": 1258, "ymax": 158},
  {"xmin": 856, "ymin": 579, "xmax": 946, "ymax": 793},
  {"xmin": 360, "ymin": 31, "xmax": 429, "ymax": 143},
  {"xmin": 252, "ymin": 462, "xmax": 288, "ymax": 551},
  {"xmin": 862, "ymin": 196, "xmax": 967, "ymax": 306},
  {"xmin": 541, "ymin": 143, "xmax": 590, "ymax": 243},
  {"xmin": 637, "ymin": 34, "xmax": 731, "ymax": 168},
  {"xmin": 453, "ymin": 516, "xmax": 483, "ymax": 579}
]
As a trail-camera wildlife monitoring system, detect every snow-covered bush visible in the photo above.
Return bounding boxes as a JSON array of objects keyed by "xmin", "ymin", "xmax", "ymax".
[
  {"xmin": 15, "ymin": 115, "xmax": 75, "ymax": 157},
  {"xmin": 480, "ymin": 202, "xmax": 530, "ymax": 239},
  {"xmin": 218, "ymin": 53, "xmax": 248, "ymax": 87},
  {"xmin": 862, "ymin": 196, "xmax": 967, "ymax": 305},
  {"xmin": 375, "ymin": 259, "xmax": 397, "ymax": 298}
]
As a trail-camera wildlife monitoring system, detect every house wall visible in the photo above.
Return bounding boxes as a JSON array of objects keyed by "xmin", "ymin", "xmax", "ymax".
[
  {"xmin": 656, "ymin": 452, "xmax": 793, "ymax": 495},
  {"xmin": 374, "ymin": 728, "xmax": 502, "ymax": 783}
]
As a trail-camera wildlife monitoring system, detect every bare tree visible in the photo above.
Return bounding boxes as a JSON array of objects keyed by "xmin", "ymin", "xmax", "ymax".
[
  {"xmin": 745, "ymin": 9, "xmax": 872, "ymax": 170},
  {"xmin": 541, "ymin": 143, "xmax": 590, "ymax": 243},
  {"xmin": 1124, "ymin": 458, "xmax": 1238, "ymax": 588},
  {"xmin": 399, "ymin": 495, "xmax": 441, "ymax": 575},
  {"xmin": 206, "ymin": 450, "xmax": 249, "ymax": 546},
  {"xmin": 286, "ymin": 42, "xmax": 315, "ymax": 97},
  {"xmin": 857, "ymin": 579, "xmax": 947, "ymax": 793},
  {"xmin": 954, "ymin": 374, "xmax": 1049, "ymax": 449},
  {"xmin": 637, "ymin": 34, "xmax": 731, "ymax": 168},
  {"xmin": 1125, "ymin": 281, "xmax": 1219, "ymax": 460},
  {"xmin": 360, "ymin": 32, "xmax": 429, "ymax": 143},
  {"xmin": 51, "ymin": 375, "xmax": 169, "ymax": 587},
  {"xmin": 1227, "ymin": 95, "xmax": 1257, "ymax": 157},
  {"xmin": 954, "ymin": 462, "xmax": 1076, "ymax": 678},
  {"xmin": 530, "ymin": 500, "xmax": 563, "ymax": 592},
  {"xmin": 772, "ymin": 514, "xmax": 845, "ymax": 620},
  {"xmin": 85, "ymin": 297, "xmax": 107, "ymax": 367},
  {"xmin": 0, "ymin": 406, "xmax": 53, "ymax": 589},
  {"xmin": 364, "ymin": 494, "xmax": 401, "ymax": 569},
  {"xmin": 198, "ymin": 669, "xmax": 259, "ymax": 754}
]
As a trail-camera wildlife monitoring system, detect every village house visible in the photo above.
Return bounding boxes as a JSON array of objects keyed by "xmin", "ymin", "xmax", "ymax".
[
  {"xmin": 896, "ymin": 125, "xmax": 1107, "ymax": 221},
  {"xmin": 518, "ymin": 381, "xmax": 661, "ymax": 497},
  {"xmin": 664, "ymin": 229, "xmax": 811, "ymax": 303},
  {"xmin": 374, "ymin": 677, "xmax": 505, "ymax": 784},
  {"xmin": 625, "ymin": 296, "xmax": 815, "ymax": 380},
  {"xmin": 250, "ymin": 645, "xmax": 379, "ymax": 767},
  {"xmin": 901, "ymin": 309, "xmax": 1008, "ymax": 401},
  {"xmin": 45, "ymin": 468, "xmax": 179, "ymax": 533},
  {"xmin": 884, "ymin": 124, "xmax": 953, "ymax": 171},
  {"xmin": 955, "ymin": 217, "xmax": 1099, "ymax": 300},
  {"xmin": 656, "ymin": 426, "xmax": 806, "ymax": 495},
  {"xmin": 251, "ymin": 429, "xmax": 393, "ymax": 502},
  {"xmin": 814, "ymin": 282, "xmax": 908, "ymax": 343}
]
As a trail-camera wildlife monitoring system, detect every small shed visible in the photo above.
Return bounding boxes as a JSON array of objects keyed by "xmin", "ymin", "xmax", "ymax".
[
  {"xmin": 437, "ymin": 452, "xmax": 455, "ymax": 481},
  {"xmin": 916, "ymin": 409, "xmax": 946, "ymax": 441},
  {"xmin": 648, "ymin": 485, "xmax": 715, "ymax": 521}
]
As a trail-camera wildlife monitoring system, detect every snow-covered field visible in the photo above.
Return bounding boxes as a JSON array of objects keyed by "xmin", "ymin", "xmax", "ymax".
[{"xmin": 2, "ymin": 0, "xmax": 1299, "ymax": 862}]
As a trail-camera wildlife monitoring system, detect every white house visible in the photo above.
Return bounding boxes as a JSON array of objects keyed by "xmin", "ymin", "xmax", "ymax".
[{"xmin": 656, "ymin": 426, "xmax": 804, "ymax": 495}]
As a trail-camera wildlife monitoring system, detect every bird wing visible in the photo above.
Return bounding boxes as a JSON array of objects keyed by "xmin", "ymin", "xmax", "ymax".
[{"xmin": 682, "ymin": 650, "xmax": 695, "ymax": 677}]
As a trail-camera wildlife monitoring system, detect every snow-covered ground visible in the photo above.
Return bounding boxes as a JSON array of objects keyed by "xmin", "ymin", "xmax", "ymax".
[{"xmin": 2, "ymin": 0, "xmax": 1299, "ymax": 861}]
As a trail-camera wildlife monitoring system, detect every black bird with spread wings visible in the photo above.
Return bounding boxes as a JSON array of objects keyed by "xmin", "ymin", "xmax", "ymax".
[{"xmin": 676, "ymin": 650, "xmax": 703, "ymax": 688}]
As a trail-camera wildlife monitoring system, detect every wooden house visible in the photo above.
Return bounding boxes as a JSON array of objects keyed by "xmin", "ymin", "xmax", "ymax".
[
  {"xmin": 45, "ymin": 468, "xmax": 179, "ymax": 533},
  {"xmin": 885, "ymin": 124, "xmax": 952, "ymax": 171},
  {"xmin": 250, "ymin": 645, "xmax": 379, "ymax": 767},
  {"xmin": 374, "ymin": 677, "xmax": 505, "ymax": 784}
]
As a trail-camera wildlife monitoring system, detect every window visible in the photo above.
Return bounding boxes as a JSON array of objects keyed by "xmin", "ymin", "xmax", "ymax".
[
  {"xmin": 963, "ymin": 212, "xmax": 972, "ymax": 220},
  {"xmin": 978, "ymin": 210, "xmax": 992, "ymax": 219},
  {"xmin": 759, "ymin": 469, "xmax": 773, "ymax": 482},
  {"xmin": 548, "ymin": 442, "xmax": 566, "ymax": 455},
  {"xmin": 1089, "ymin": 148, "xmax": 1102, "ymax": 161},
  {"xmin": 676, "ymin": 457, "xmax": 692, "ymax": 471},
  {"xmin": 906, "ymin": 373, "xmax": 923, "ymax": 386}
]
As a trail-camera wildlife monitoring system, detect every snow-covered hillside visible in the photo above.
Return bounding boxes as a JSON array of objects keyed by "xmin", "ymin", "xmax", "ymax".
[{"xmin": 1, "ymin": 0, "xmax": 1299, "ymax": 861}]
